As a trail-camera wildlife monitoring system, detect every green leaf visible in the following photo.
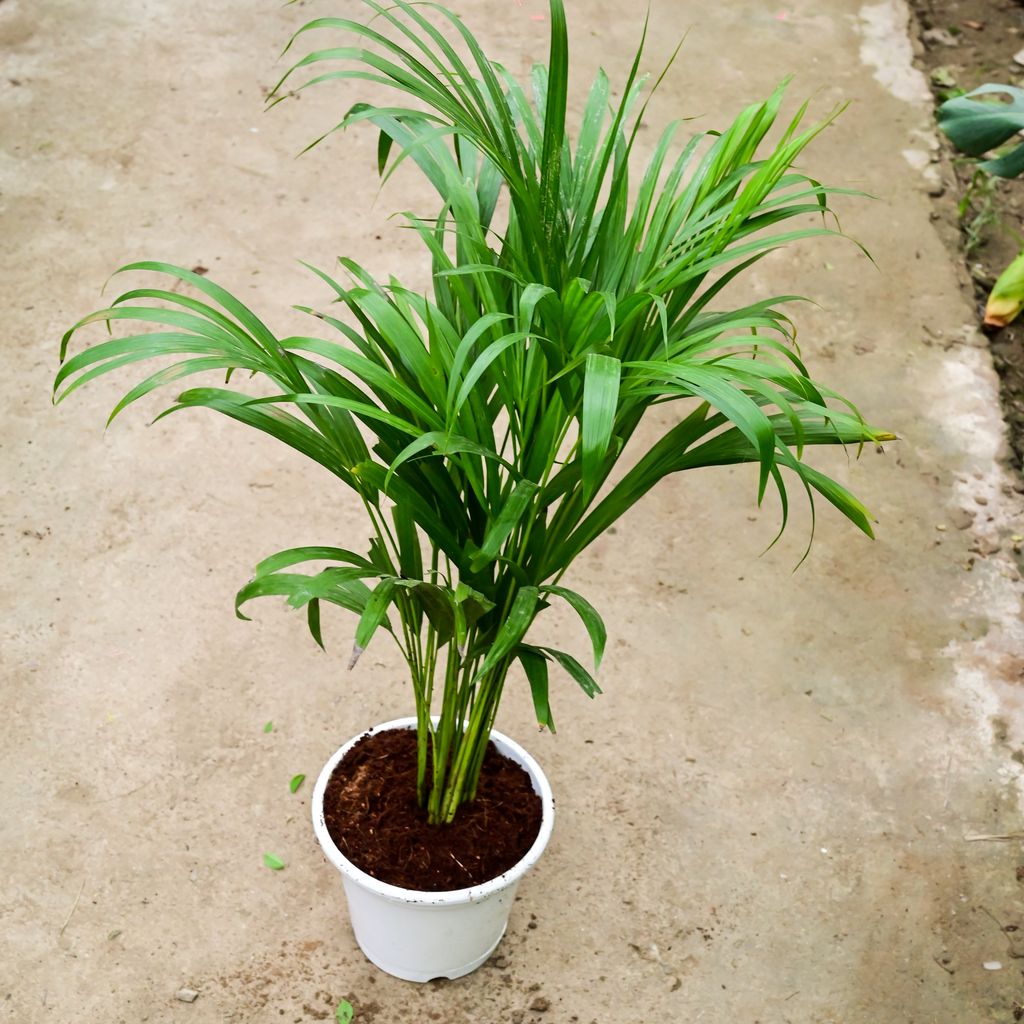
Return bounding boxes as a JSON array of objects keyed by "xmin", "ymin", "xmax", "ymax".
[
  {"xmin": 289, "ymin": 774, "xmax": 306, "ymax": 794},
  {"xmin": 336, "ymin": 1000, "xmax": 354, "ymax": 1024},
  {"xmin": 938, "ymin": 84, "xmax": 1024, "ymax": 177},
  {"xmin": 538, "ymin": 646, "xmax": 603, "ymax": 699},
  {"xmin": 517, "ymin": 645, "xmax": 555, "ymax": 732},
  {"xmin": 236, "ymin": 568, "xmax": 376, "ymax": 622},
  {"xmin": 470, "ymin": 479, "xmax": 539, "ymax": 571},
  {"xmin": 539, "ymin": 0, "xmax": 569, "ymax": 264},
  {"xmin": 307, "ymin": 598, "xmax": 325, "ymax": 650},
  {"xmin": 377, "ymin": 127, "xmax": 395, "ymax": 176},
  {"xmin": 263, "ymin": 852, "xmax": 285, "ymax": 870},
  {"xmin": 451, "ymin": 332, "xmax": 529, "ymax": 420},
  {"xmin": 474, "ymin": 586, "xmax": 540, "ymax": 681},
  {"xmin": 351, "ymin": 577, "xmax": 397, "ymax": 668},
  {"xmin": 580, "ymin": 354, "xmax": 621, "ymax": 504},
  {"xmin": 539, "ymin": 586, "xmax": 606, "ymax": 669},
  {"xmin": 254, "ymin": 546, "xmax": 376, "ymax": 578},
  {"xmin": 263, "ymin": 721, "xmax": 273, "ymax": 734}
]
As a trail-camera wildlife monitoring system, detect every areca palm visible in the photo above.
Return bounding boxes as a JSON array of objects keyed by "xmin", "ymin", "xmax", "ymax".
[{"xmin": 56, "ymin": 0, "xmax": 891, "ymax": 823}]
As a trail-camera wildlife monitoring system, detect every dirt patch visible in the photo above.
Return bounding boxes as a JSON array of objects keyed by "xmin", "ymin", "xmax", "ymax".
[
  {"xmin": 909, "ymin": 0, "xmax": 1024, "ymax": 467},
  {"xmin": 322, "ymin": 728, "xmax": 542, "ymax": 891}
]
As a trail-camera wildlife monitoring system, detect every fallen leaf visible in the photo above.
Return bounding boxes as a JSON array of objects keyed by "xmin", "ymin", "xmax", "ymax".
[
  {"xmin": 289, "ymin": 774, "xmax": 306, "ymax": 794},
  {"xmin": 336, "ymin": 999, "xmax": 354, "ymax": 1023},
  {"xmin": 263, "ymin": 853, "xmax": 285, "ymax": 871},
  {"xmin": 263, "ymin": 721, "xmax": 273, "ymax": 733}
]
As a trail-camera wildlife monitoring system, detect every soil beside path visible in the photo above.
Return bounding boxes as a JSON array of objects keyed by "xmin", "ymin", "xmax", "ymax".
[{"xmin": 909, "ymin": 0, "xmax": 1024, "ymax": 470}]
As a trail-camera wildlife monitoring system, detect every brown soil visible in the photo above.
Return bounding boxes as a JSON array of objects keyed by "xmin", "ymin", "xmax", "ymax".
[
  {"xmin": 321, "ymin": 728, "xmax": 543, "ymax": 892},
  {"xmin": 910, "ymin": 0, "xmax": 1024, "ymax": 467}
]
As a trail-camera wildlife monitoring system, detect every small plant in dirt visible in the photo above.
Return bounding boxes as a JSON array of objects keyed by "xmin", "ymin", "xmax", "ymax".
[
  {"xmin": 939, "ymin": 84, "xmax": 1024, "ymax": 325},
  {"xmin": 56, "ymin": 0, "xmax": 891, "ymax": 825}
]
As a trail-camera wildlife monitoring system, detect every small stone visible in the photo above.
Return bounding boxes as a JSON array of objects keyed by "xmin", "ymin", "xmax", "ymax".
[
  {"xmin": 975, "ymin": 494, "xmax": 989, "ymax": 506},
  {"xmin": 923, "ymin": 27, "xmax": 960, "ymax": 47},
  {"xmin": 927, "ymin": 181, "xmax": 945, "ymax": 198},
  {"xmin": 983, "ymin": 961, "xmax": 1003, "ymax": 971},
  {"xmin": 931, "ymin": 66, "xmax": 957, "ymax": 88},
  {"xmin": 970, "ymin": 536, "xmax": 1002, "ymax": 556},
  {"xmin": 176, "ymin": 988, "xmax": 199, "ymax": 1003},
  {"xmin": 1014, "ymin": 47, "xmax": 1024, "ymax": 67},
  {"xmin": 971, "ymin": 263, "xmax": 996, "ymax": 288},
  {"xmin": 935, "ymin": 524, "xmax": 947, "ymax": 532},
  {"xmin": 529, "ymin": 997, "xmax": 551, "ymax": 1013},
  {"xmin": 951, "ymin": 508, "xmax": 976, "ymax": 530}
]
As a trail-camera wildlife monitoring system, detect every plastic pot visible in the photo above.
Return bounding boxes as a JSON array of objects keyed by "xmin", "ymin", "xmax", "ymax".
[{"xmin": 311, "ymin": 717, "xmax": 555, "ymax": 982}]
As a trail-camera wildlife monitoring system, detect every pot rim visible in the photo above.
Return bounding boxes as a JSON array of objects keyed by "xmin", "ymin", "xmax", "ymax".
[{"xmin": 311, "ymin": 716, "xmax": 555, "ymax": 905}]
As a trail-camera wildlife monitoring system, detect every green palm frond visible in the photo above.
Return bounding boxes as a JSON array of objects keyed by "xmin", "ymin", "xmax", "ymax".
[{"xmin": 57, "ymin": 0, "xmax": 891, "ymax": 822}]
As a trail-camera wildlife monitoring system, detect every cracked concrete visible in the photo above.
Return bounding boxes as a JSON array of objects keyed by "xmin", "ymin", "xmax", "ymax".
[{"xmin": 2, "ymin": 0, "xmax": 1023, "ymax": 1020}]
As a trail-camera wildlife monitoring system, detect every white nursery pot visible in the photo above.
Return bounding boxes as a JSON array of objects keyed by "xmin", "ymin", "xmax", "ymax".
[{"xmin": 312, "ymin": 717, "xmax": 555, "ymax": 983}]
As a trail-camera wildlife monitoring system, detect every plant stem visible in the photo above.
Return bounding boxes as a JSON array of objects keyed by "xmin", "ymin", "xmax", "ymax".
[{"xmin": 438, "ymin": 656, "xmax": 510, "ymax": 823}]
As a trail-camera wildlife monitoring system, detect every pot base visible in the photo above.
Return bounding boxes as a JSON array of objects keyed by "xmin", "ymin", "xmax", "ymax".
[{"xmin": 356, "ymin": 922, "xmax": 507, "ymax": 982}]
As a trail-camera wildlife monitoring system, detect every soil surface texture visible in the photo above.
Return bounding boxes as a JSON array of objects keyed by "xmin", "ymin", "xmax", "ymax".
[
  {"xmin": 910, "ymin": 0, "xmax": 1024, "ymax": 468},
  {"xmin": 323, "ymin": 730, "xmax": 542, "ymax": 891}
]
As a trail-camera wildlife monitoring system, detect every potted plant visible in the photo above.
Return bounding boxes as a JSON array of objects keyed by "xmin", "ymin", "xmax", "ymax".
[{"xmin": 55, "ymin": 0, "xmax": 891, "ymax": 983}]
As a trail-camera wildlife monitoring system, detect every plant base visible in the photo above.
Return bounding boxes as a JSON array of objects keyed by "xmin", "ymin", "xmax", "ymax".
[
  {"xmin": 321, "ymin": 726, "xmax": 542, "ymax": 890},
  {"xmin": 311, "ymin": 718, "xmax": 555, "ymax": 982}
]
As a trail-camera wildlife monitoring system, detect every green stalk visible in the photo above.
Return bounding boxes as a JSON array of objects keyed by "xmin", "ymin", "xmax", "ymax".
[
  {"xmin": 438, "ymin": 655, "xmax": 512, "ymax": 823},
  {"xmin": 426, "ymin": 639, "xmax": 462, "ymax": 823}
]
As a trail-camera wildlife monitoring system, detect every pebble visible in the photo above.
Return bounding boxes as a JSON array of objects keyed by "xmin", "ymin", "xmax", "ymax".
[
  {"xmin": 983, "ymin": 960, "xmax": 1003, "ymax": 971},
  {"xmin": 176, "ymin": 988, "xmax": 199, "ymax": 1003},
  {"xmin": 951, "ymin": 508, "xmax": 975, "ymax": 530},
  {"xmin": 975, "ymin": 494, "xmax": 989, "ymax": 506},
  {"xmin": 970, "ymin": 263, "xmax": 996, "ymax": 288},
  {"xmin": 923, "ymin": 27, "xmax": 960, "ymax": 47},
  {"xmin": 529, "ymin": 996, "xmax": 551, "ymax": 1012},
  {"xmin": 970, "ymin": 537, "xmax": 1002, "ymax": 556},
  {"xmin": 1015, "ymin": 47, "xmax": 1024, "ymax": 66}
]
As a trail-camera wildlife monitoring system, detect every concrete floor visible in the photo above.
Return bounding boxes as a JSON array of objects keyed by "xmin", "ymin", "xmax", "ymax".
[{"xmin": 3, "ymin": 0, "xmax": 1024, "ymax": 1020}]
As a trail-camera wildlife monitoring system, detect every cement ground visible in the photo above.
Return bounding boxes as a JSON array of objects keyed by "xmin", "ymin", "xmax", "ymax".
[{"xmin": 2, "ymin": 0, "xmax": 1023, "ymax": 1021}]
